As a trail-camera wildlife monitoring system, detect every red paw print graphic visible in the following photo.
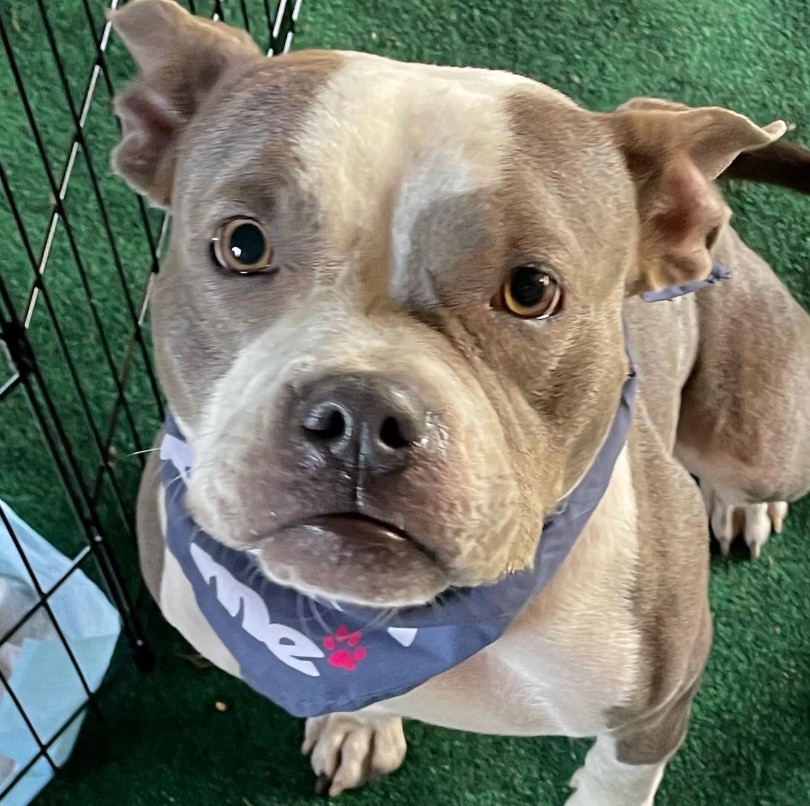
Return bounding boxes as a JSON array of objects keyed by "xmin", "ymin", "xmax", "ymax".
[{"xmin": 323, "ymin": 625, "xmax": 366, "ymax": 671}]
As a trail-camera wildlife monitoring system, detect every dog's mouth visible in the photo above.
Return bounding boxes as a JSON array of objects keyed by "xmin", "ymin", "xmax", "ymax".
[
  {"xmin": 253, "ymin": 513, "xmax": 451, "ymax": 608},
  {"xmin": 298, "ymin": 513, "xmax": 419, "ymax": 547}
]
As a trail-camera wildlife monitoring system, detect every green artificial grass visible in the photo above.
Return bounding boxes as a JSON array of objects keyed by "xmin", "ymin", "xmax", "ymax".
[{"xmin": 1, "ymin": 0, "xmax": 808, "ymax": 804}]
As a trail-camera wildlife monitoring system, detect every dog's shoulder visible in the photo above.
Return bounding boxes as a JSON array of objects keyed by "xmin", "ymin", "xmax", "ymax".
[{"xmin": 615, "ymin": 403, "xmax": 712, "ymax": 718}]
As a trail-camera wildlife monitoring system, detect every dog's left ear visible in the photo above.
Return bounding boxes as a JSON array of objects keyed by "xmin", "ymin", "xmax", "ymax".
[
  {"xmin": 109, "ymin": 0, "xmax": 262, "ymax": 207},
  {"xmin": 608, "ymin": 98, "xmax": 785, "ymax": 294}
]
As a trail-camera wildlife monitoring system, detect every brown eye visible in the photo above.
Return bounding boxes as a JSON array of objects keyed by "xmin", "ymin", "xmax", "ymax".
[
  {"xmin": 499, "ymin": 265, "xmax": 563, "ymax": 319},
  {"xmin": 212, "ymin": 218, "xmax": 273, "ymax": 273}
]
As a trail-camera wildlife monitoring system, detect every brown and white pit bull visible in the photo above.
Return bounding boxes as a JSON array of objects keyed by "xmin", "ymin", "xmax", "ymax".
[{"xmin": 110, "ymin": 1, "xmax": 810, "ymax": 803}]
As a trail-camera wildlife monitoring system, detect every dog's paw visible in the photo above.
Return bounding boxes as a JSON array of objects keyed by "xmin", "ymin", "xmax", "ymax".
[
  {"xmin": 701, "ymin": 481, "xmax": 787, "ymax": 558},
  {"xmin": 566, "ymin": 762, "xmax": 657, "ymax": 806},
  {"xmin": 302, "ymin": 712, "xmax": 406, "ymax": 797}
]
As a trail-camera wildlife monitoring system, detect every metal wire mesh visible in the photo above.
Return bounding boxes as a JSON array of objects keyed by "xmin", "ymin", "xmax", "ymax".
[{"xmin": 0, "ymin": 1, "xmax": 301, "ymax": 799}]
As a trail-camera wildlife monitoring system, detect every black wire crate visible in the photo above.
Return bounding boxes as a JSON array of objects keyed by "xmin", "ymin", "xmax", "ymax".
[{"xmin": 0, "ymin": 1, "xmax": 301, "ymax": 802}]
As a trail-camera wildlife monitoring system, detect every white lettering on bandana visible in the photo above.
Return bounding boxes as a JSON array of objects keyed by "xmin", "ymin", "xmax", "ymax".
[{"xmin": 189, "ymin": 541, "xmax": 325, "ymax": 677}]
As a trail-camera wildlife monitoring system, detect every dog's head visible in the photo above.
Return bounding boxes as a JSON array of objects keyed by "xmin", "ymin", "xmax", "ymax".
[{"xmin": 111, "ymin": 0, "xmax": 783, "ymax": 607}]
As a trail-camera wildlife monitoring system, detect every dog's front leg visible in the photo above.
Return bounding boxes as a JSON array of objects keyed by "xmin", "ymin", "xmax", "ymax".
[
  {"xmin": 302, "ymin": 710, "xmax": 407, "ymax": 796},
  {"xmin": 566, "ymin": 735, "xmax": 666, "ymax": 806},
  {"xmin": 566, "ymin": 677, "xmax": 701, "ymax": 806}
]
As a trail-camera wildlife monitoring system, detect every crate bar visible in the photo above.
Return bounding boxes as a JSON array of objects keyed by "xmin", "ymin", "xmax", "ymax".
[
  {"xmin": 0, "ymin": 372, "xmax": 21, "ymax": 401},
  {"xmin": 0, "ymin": 507, "xmax": 96, "ymax": 704},
  {"xmin": 270, "ymin": 0, "xmax": 300, "ymax": 54},
  {"xmin": 0, "ymin": 675, "xmax": 116, "ymax": 802},
  {"xmin": 261, "ymin": 0, "xmax": 275, "ymax": 53},
  {"xmin": 34, "ymin": 0, "xmax": 165, "ymax": 449},
  {"xmin": 89, "ymin": 270, "xmax": 163, "ymax": 507},
  {"xmin": 0, "ymin": 16, "xmax": 147, "ymax": 462},
  {"xmin": 21, "ymin": 2, "xmax": 118, "ymax": 329},
  {"xmin": 239, "ymin": 0, "xmax": 251, "ymax": 31},
  {"xmin": 0, "ymin": 664, "xmax": 59, "ymax": 785},
  {"xmin": 0, "ymin": 163, "xmax": 135, "ymax": 532},
  {"xmin": 0, "ymin": 271, "xmax": 151, "ymax": 670},
  {"xmin": 0, "ymin": 546, "xmax": 92, "ymax": 649},
  {"xmin": 284, "ymin": 0, "xmax": 303, "ymax": 53}
]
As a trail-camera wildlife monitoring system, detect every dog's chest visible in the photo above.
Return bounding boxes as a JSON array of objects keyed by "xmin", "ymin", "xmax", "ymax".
[{"xmin": 374, "ymin": 620, "xmax": 638, "ymax": 737}]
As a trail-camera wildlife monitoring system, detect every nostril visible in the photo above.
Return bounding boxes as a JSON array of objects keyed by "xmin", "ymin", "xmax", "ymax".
[
  {"xmin": 303, "ymin": 405, "xmax": 346, "ymax": 441},
  {"xmin": 296, "ymin": 375, "xmax": 428, "ymax": 469},
  {"xmin": 379, "ymin": 416, "xmax": 412, "ymax": 450}
]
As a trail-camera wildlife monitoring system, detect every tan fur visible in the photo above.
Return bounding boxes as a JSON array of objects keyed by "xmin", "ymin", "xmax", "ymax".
[
  {"xmin": 293, "ymin": 56, "xmax": 529, "ymax": 259},
  {"xmin": 678, "ymin": 225, "xmax": 810, "ymax": 504},
  {"xmin": 371, "ymin": 447, "xmax": 643, "ymax": 738},
  {"xmin": 115, "ymin": 3, "xmax": 810, "ymax": 803}
]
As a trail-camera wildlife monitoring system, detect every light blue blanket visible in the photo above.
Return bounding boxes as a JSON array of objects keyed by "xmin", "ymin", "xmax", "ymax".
[{"xmin": 0, "ymin": 501, "xmax": 120, "ymax": 806}]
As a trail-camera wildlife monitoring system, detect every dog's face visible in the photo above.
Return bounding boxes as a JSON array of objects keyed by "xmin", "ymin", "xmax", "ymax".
[
  {"xmin": 159, "ymin": 57, "xmax": 635, "ymax": 608},
  {"xmin": 112, "ymin": 0, "xmax": 783, "ymax": 607}
]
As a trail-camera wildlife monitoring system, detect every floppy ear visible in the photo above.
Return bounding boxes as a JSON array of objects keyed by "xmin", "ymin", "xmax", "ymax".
[
  {"xmin": 607, "ymin": 97, "xmax": 785, "ymax": 294},
  {"xmin": 109, "ymin": 0, "xmax": 262, "ymax": 206}
]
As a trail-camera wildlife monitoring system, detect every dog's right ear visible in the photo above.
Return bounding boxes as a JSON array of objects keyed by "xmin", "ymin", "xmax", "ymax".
[
  {"xmin": 620, "ymin": 97, "xmax": 810, "ymax": 196},
  {"xmin": 607, "ymin": 101, "xmax": 785, "ymax": 294},
  {"xmin": 109, "ymin": 0, "xmax": 262, "ymax": 207}
]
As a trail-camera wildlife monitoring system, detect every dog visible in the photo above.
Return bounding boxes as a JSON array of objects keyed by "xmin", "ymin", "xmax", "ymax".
[{"xmin": 110, "ymin": 1, "xmax": 810, "ymax": 802}]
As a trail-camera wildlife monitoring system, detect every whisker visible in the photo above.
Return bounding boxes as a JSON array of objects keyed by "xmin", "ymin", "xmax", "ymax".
[
  {"xmin": 297, "ymin": 594, "xmax": 316, "ymax": 641},
  {"xmin": 128, "ymin": 446, "xmax": 162, "ymax": 457},
  {"xmin": 308, "ymin": 597, "xmax": 332, "ymax": 635},
  {"xmin": 362, "ymin": 606, "xmax": 398, "ymax": 633},
  {"xmin": 243, "ymin": 564, "xmax": 263, "ymax": 591}
]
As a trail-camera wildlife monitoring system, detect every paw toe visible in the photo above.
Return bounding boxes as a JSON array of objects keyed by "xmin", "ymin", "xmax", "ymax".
[
  {"xmin": 767, "ymin": 501, "xmax": 788, "ymax": 534},
  {"xmin": 706, "ymin": 489, "xmax": 787, "ymax": 559},
  {"xmin": 743, "ymin": 504, "xmax": 772, "ymax": 558},
  {"xmin": 303, "ymin": 713, "xmax": 406, "ymax": 796}
]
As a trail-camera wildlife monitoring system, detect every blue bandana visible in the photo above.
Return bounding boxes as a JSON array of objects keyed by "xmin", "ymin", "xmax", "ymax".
[{"xmin": 158, "ymin": 266, "xmax": 726, "ymax": 718}]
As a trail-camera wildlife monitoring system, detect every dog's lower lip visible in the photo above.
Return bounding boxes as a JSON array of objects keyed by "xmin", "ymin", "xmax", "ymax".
[
  {"xmin": 271, "ymin": 513, "xmax": 441, "ymax": 566},
  {"xmin": 293, "ymin": 513, "xmax": 410, "ymax": 542},
  {"xmin": 255, "ymin": 511, "xmax": 449, "ymax": 606}
]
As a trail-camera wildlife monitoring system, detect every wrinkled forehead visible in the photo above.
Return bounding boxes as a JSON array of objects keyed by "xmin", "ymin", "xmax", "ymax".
[
  {"xmin": 290, "ymin": 54, "xmax": 574, "ymax": 242},
  {"xmin": 182, "ymin": 52, "xmax": 581, "ymax": 210}
]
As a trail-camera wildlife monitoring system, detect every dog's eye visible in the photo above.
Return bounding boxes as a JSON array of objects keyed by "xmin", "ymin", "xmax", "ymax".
[
  {"xmin": 498, "ymin": 265, "xmax": 563, "ymax": 319},
  {"xmin": 211, "ymin": 218, "xmax": 273, "ymax": 274}
]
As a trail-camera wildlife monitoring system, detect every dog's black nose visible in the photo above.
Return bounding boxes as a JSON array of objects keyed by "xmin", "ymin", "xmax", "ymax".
[{"xmin": 298, "ymin": 374, "xmax": 427, "ymax": 473}]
